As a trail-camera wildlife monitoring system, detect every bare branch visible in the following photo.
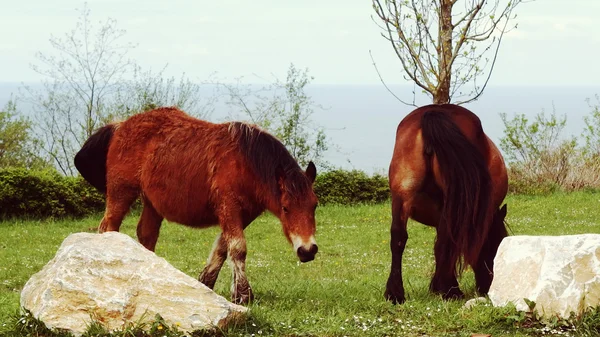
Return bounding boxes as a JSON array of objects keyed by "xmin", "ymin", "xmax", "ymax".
[
  {"xmin": 372, "ymin": 0, "xmax": 525, "ymax": 104},
  {"xmin": 369, "ymin": 50, "xmax": 417, "ymax": 107},
  {"xmin": 373, "ymin": 0, "xmax": 435, "ymax": 94},
  {"xmin": 455, "ymin": 10, "xmax": 511, "ymax": 105}
]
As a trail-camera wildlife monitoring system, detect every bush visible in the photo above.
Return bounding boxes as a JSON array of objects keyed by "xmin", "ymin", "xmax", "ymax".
[
  {"xmin": 500, "ymin": 107, "xmax": 600, "ymax": 194},
  {"xmin": 0, "ymin": 168, "xmax": 105, "ymax": 219},
  {"xmin": 314, "ymin": 170, "xmax": 390, "ymax": 205},
  {"xmin": 0, "ymin": 168, "xmax": 390, "ymax": 220}
]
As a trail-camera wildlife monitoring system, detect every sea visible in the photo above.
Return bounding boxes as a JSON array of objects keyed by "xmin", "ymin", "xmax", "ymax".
[{"xmin": 2, "ymin": 82, "xmax": 599, "ymax": 174}]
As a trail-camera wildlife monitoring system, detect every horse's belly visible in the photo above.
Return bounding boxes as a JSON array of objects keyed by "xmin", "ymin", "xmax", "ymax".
[
  {"xmin": 149, "ymin": 192, "xmax": 218, "ymax": 227},
  {"xmin": 141, "ymin": 173, "xmax": 218, "ymax": 226},
  {"xmin": 165, "ymin": 211, "xmax": 219, "ymax": 228},
  {"xmin": 140, "ymin": 148, "xmax": 219, "ymax": 227}
]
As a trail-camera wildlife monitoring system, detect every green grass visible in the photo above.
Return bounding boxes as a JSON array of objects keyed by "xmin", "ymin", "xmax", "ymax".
[{"xmin": 1, "ymin": 192, "xmax": 600, "ymax": 336}]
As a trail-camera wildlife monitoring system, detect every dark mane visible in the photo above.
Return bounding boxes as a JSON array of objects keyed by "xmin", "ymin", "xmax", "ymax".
[{"xmin": 228, "ymin": 122, "xmax": 311, "ymax": 199}]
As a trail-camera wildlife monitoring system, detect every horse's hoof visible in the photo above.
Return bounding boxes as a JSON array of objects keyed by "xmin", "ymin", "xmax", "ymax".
[
  {"xmin": 232, "ymin": 288, "xmax": 254, "ymax": 305},
  {"xmin": 232, "ymin": 293, "xmax": 253, "ymax": 305},
  {"xmin": 441, "ymin": 287, "xmax": 464, "ymax": 300},
  {"xmin": 384, "ymin": 290, "xmax": 406, "ymax": 305},
  {"xmin": 476, "ymin": 285, "xmax": 490, "ymax": 296}
]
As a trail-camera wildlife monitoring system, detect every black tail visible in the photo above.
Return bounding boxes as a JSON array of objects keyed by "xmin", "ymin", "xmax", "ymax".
[
  {"xmin": 74, "ymin": 125, "xmax": 115, "ymax": 193},
  {"xmin": 420, "ymin": 110, "xmax": 492, "ymax": 268}
]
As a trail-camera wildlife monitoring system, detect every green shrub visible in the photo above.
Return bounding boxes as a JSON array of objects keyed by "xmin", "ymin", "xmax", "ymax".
[
  {"xmin": 0, "ymin": 168, "xmax": 390, "ymax": 219},
  {"xmin": 0, "ymin": 168, "xmax": 105, "ymax": 219},
  {"xmin": 314, "ymin": 169, "xmax": 389, "ymax": 205},
  {"xmin": 500, "ymin": 102, "xmax": 600, "ymax": 194},
  {"xmin": 507, "ymin": 166, "xmax": 560, "ymax": 195}
]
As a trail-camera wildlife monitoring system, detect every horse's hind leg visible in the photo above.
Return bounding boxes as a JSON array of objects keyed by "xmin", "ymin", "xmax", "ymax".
[
  {"xmin": 430, "ymin": 229, "xmax": 463, "ymax": 300},
  {"xmin": 99, "ymin": 185, "xmax": 139, "ymax": 233},
  {"xmin": 198, "ymin": 233, "xmax": 228, "ymax": 289},
  {"xmin": 384, "ymin": 196, "xmax": 410, "ymax": 304},
  {"xmin": 136, "ymin": 197, "xmax": 164, "ymax": 252}
]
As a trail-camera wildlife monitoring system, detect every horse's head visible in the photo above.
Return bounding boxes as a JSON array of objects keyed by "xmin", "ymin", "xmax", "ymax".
[
  {"xmin": 278, "ymin": 161, "xmax": 319, "ymax": 263},
  {"xmin": 471, "ymin": 203, "xmax": 508, "ymax": 293}
]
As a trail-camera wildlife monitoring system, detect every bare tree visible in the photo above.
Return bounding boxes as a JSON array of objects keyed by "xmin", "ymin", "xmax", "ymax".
[
  {"xmin": 24, "ymin": 5, "xmax": 213, "ymax": 175},
  {"xmin": 110, "ymin": 65, "xmax": 217, "ymax": 120},
  {"xmin": 220, "ymin": 64, "xmax": 330, "ymax": 169},
  {"xmin": 372, "ymin": 0, "xmax": 526, "ymax": 105},
  {"xmin": 24, "ymin": 4, "xmax": 134, "ymax": 175}
]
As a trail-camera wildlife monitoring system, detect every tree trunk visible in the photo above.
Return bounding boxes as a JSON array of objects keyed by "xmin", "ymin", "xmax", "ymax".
[{"xmin": 435, "ymin": 0, "xmax": 454, "ymax": 104}]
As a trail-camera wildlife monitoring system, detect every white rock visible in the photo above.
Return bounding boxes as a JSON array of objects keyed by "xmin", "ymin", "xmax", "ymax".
[
  {"xmin": 463, "ymin": 297, "xmax": 489, "ymax": 309},
  {"xmin": 488, "ymin": 234, "xmax": 600, "ymax": 319},
  {"xmin": 20, "ymin": 232, "xmax": 247, "ymax": 335}
]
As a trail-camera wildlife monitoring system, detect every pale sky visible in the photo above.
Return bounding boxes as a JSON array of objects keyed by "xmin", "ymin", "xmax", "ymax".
[{"xmin": 1, "ymin": 0, "xmax": 599, "ymax": 86}]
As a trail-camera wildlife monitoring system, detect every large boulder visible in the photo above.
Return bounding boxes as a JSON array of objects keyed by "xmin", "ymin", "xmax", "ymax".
[
  {"xmin": 488, "ymin": 234, "xmax": 600, "ymax": 319},
  {"xmin": 20, "ymin": 232, "xmax": 246, "ymax": 335}
]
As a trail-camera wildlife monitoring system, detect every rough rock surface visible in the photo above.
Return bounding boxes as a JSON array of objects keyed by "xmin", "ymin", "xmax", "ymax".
[
  {"xmin": 20, "ymin": 232, "xmax": 247, "ymax": 335},
  {"xmin": 488, "ymin": 234, "xmax": 600, "ymax": 319}
]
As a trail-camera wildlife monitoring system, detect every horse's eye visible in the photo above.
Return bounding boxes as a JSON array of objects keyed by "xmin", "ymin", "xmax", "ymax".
[{"xmin": 282, "ymin": 206, "xmax": 289, "ymax": 213}]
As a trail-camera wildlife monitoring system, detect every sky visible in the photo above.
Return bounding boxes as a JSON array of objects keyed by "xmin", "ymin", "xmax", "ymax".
[
  {"xmin": 1, "ymin": 1, "xmax": 600, "ymax": 172},
  {"xmin": 1, "ymin": 0, "xmax": 599, "ymax": 86}
]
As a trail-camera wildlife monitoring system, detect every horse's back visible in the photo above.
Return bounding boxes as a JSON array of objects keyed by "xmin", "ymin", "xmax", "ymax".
[
  {"xmin": 107, "ymin": 108, "xmax": 227, "ymax": 226},
  {"xmin": 398, "ymin": 104, "xmax": 484, "ymax": 145},
  {"xmin": 389, "ymin": 104, "xmax": 507, "ymax": 212}
]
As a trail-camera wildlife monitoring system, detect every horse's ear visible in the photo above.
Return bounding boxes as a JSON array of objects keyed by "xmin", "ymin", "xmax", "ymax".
[
  {"xmin": 498, "ymin": 204, "xmax": 507, "ymax": 219},
  {"xmin": 305, "ymin": 161, "xmax": 317, "ymax": 183}
]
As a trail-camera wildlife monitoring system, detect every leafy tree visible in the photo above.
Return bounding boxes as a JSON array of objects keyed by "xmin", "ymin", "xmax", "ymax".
[
  {"xmin": 372, "ymin": 0, "xmax": 525, "ymax": 104},
  {"xmin": 0, "ymin": 99, "xmax": 47, "ymax": 169},
  {"xmin": 222, "ymin": 64, "xmax": 329, "ymax": 169}
]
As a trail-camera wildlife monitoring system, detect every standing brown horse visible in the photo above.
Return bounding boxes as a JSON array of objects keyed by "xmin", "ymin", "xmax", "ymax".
[
  {"xmin": 385, "ymin": 104, "xmax": 508, "ymax": 304},
  {"xmin": 74, "ymin": 107, "xmax": 319, "ymax": 304}
]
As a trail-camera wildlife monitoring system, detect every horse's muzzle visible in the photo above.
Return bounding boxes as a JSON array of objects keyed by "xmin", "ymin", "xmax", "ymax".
[{"xmin": 297, "ymin": 244, "xmax": 318, "ymax": 262}]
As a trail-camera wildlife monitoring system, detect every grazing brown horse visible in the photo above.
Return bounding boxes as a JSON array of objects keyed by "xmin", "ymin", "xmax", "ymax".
[
  {"xmin": 74, "ymin": 107, "xmax": 319, "ymax": 304},
  {"xmin": 385, "ymin": 104, "xmax": 508, "ymax": 304}
]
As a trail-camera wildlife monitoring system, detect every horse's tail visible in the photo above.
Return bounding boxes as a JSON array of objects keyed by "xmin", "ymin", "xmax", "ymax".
[
  {"xmin": 74, "ymin": 124, "xmax": 115, "ymax": 194},
  {"xmin": 420, "ymin": 110, "xmax": 493, "ymax": 269}
]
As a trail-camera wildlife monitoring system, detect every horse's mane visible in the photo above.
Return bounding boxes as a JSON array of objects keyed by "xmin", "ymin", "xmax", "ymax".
[{"xmin": 228, "ymin": 122, "xmax": 311, "ymax": 199}]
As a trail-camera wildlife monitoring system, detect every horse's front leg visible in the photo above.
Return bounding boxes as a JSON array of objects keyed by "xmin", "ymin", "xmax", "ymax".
[
  {"xmin": 216, "ymin": 206, "xmax": 253, "ymax": 304},
  {"xmin": 385, "ymin": 197, "xmax": 409, "ymax": 304},
  {"xmin": 225, "ymin": 229, "xmax": 253, "ymax": 304},
  {"xmin": 198, "ymin": 233, "xmax": 228, "ymax": 289}
]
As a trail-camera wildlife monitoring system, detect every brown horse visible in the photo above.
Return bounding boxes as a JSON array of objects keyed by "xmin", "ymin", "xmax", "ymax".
[
  {"xmin": 385, "ymin": 104, "xmax": 508, "ymax": 304},
  {"xmin": 74, "ymin": 107, "xmax": 319, "ymax": 304}
]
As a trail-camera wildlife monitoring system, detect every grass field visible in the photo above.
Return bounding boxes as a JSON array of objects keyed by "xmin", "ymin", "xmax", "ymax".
[{"xmin": 1, "ymin": 192, "xmax": 599, "ymax": 336}]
